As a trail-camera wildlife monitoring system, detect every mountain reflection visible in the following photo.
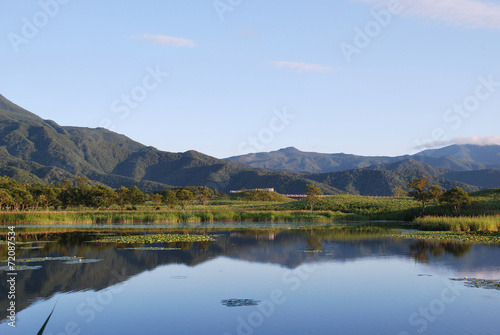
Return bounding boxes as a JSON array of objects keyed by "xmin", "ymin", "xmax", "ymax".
[{"xmin": 1, "ymin": 228, "xmax": 499, "ymax": 319}]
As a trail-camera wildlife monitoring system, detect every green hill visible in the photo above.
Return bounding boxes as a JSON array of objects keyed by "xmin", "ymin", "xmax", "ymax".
[
  {"xmin": 0, "ymin": 94, "xmax": 344, "ymax": 194},
  {"xmin": 0, "ymin": 94, "xmax": 491, "ymax": 195},
  {"xmin": 225, "ymin": 145, "xmax": 500, "ymax": 173}
]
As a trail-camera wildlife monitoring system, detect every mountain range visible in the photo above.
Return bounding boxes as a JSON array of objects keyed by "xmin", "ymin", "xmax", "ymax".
[
  {"xmin": 1, "ymin": 94, "xmax": 499, "ymax": 196},
  {"xmin": 225, "ymin": 145, "xmax": 500, "ymax": 172}
]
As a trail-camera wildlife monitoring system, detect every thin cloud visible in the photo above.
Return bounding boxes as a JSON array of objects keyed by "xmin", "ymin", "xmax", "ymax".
[
  {"xmin": 359, "ymin": 0, "xmax": 500, "ymax": 30},
  {"xmin": 415, "ymin": 136, "xmax": 500, "ymax": 150},
  {"xmin": 132, "ymin": 34, "xmax": 195, "ymax": 47},
  {"xmin": 268, "ymin": 61, "xmax": 334, "ymax": 73},
  {"xmin": 452, "ymin": 135, "xmax": 500, "ymax": 146}
]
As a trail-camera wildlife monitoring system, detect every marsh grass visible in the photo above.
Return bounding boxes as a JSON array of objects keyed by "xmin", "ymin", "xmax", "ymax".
[
  {"xmin": 0, "ymin": 190, "xmax": 498, "ymax": 225},
  {"xmin": 413, "ymin": 216, "xmax": 500, "ymax": 232},
  {"xmin": 0, "ymin": 209, "xmax": 365, "ymax": 224}
]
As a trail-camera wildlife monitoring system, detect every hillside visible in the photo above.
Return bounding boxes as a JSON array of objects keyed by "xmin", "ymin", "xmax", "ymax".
[
  {"xmin": 306, "ymin": 160, "xmax": 481, "ymax": 197},
  {"xmin": 225, "ymin": 145, "xmax": 500, "ymax": 173},
  {"xmin": 0, "ymin": 94, "xmax": 342, "ymax": 194},
  {"xmin": 1, "ymin": 94, "xmax": 494, "ymax": 195},
  {"xmin": 368, "ymin": 160, "xmax": 500, "ymax": 190},
  {"xmin": 225, "ymin": 147, "xmax": 400, "ymax": 173}
]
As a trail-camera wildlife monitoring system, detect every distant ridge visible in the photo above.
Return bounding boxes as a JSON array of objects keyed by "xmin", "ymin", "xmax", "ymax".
[
  {"xmin": 225, "ymin": 145, "xmax": 500, "ymax": 173},
  {"xmin": 0, "ymin": 93, "xmax": 497, "ymax": 195},
  {"xmin": 0, "ymin": 94, "xmax": 341, "ymax": 194}
]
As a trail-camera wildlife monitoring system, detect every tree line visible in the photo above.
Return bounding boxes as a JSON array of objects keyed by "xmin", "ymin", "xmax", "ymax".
[
  {"xmin": 0, "ymin": 176, "xmax": 220, "ymax": 211},
  {"xmin": 404, "ymin": 177, "xmax": 471, "ymax": 216}
]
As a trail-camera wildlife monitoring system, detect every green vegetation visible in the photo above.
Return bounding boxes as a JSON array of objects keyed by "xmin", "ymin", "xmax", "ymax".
[
  {"xmin": 441, "ymin": 187, "xmax": 471, "ymax": 215},
  {"xmin": 275, "ymin": 194, "xmax": 422, "ymax": 221},
  {"xmin": 306, "ymin": 184, "xmax": 323, "ymax": 212},
  {"xmin": 230, "ymin": 190, "xmax": 291, "ymax": 202},
  {"xmin": 392, "ymin": 231, "xmax": 500, "ymax": 244},
  {"xmin": 413, "ymin": 216, "xmax": 499, "ymax": 232},
  {"xmin": 1, "ymin": 176, "xmax": 498, "ymax": 244},
  {"xmin": 96, "ymin": 233, "xmax": 215, "ymax": 244}
]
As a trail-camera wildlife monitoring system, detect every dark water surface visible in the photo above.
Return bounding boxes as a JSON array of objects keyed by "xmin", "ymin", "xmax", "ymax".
[{"xmin": 1, "ymin": 224, "xmax": 500, "ymax": 335}]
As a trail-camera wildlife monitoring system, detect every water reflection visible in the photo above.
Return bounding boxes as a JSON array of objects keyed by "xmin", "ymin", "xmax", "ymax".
[
  {"xmin": 1, "ymin": 227, "xmax": 500, "ymax": 333},
  {"xmin": 409, "ymin": 240, "xmax": 472, "ymax": 263}
]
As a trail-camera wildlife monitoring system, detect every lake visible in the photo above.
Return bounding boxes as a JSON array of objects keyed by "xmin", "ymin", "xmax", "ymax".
[{"xmin": 1, "ymin": 223, "xmax": 500, "ymax": 335}]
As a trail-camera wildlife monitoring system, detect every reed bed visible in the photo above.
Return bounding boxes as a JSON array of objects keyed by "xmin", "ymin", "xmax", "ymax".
[{"xmin": 413, "ymin": 216, "xmax": 500, "ymax": 232}]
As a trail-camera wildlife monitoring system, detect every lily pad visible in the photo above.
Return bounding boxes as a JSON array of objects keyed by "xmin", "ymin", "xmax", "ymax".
[
  {"xmin": 96, "ymin": 233, "xmax": 215, "ymax": 244},
  {"xmin": 0, "ymin": 265, "xmax": 42, "ymax": 271},
  {"xmin": 391, "ymin": 231, "xmax": 500, "ymax": 244},
  {"xmin": 14, "ymin": 256, "xmax": 83, "ymax": 263},
  {"xmin": 121, "ymin": 247, "xmax": 181, "ymax": 251},
  {"xmin": 63, "ymin": 259, "xmax": 103, "ymax": 264},
  {"xmin": 451, "ymin": 277, "xmax": 500, "ymax": 290}
]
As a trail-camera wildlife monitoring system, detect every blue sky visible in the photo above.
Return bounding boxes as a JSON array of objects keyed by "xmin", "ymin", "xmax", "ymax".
[{"xmin": 1, "ymin": 0, "xmax": 500, "ymax": 158}]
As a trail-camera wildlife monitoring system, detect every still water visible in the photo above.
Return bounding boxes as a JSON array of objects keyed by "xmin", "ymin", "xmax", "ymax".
[{"xmin": 1, "ymin": 223, "xmax": 500, "ymax": 335}]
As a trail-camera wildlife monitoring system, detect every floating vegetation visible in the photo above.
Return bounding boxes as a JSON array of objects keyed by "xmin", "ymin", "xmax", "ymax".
[
  {"xmin": 302, "ymin": 249, "xmax": 326, "ymax": 253},
  {"xmin": 0, "ymin": 240, "xmax": 32, "ymax": 245},
  {"xmin": 391, "ymin": 231, "xmax": 500, "ymax": 244},
  {"xmin": 96, "ymin": 233, "xmax": 215, "ymax": 244},
  {"xmin": 20, "ymin": 246, "xmax": 45, "ymax": 249},
  {"xmin": 0, "ymin": 265, "xmax": 42, "ymax": 271},
  {"xmin": 63, "ymin": 259, "xmax": 103, "ymax": 264},
  {"xmin": 221, "ymin": 299, "xmax": 260, "ymax": 307},
  {"xmin": 14, "ymin": 256, "xmax": 83, "ymax": 263},
  {"xmin": 121, "ymin": 247, "xmax": 181, "ymax": 251},
  {"xmin": 451, "ymin": 277, "xmax": 500, "ymax": 290}
]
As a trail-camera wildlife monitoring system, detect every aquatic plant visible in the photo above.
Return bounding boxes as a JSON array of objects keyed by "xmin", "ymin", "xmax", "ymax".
[{"xmin": 96, "ymin": 233, "xmax": 215, "ymax": 244}]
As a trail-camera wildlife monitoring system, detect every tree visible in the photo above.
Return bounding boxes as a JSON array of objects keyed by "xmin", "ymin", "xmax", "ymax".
[
  {"xmin": 126, "ymin": 186, "xmax": 144, "ymax": 206},
  {"xmin": 88, "ymin": 185, "xmax": 116, "ymax": 209},
  {"xmin": 407, "ymin": 177, "xmax": 432, "ymax": 217},
  {"xmin": 162, "ymin": 190, "xmax": 179, "ymax": 210},
  {"xmin": 392, "ymin": 185, "xmax": 406, "ymax": 197},
  {"xmin": 151, "ymin": 193, "xmax": 163, "ymax": 208},
  {"xmin": 177, "ymin": 189, "xmax": 193, "ymax": 210},
  {"xmin": 306, "ymin": 184, "xmax": 323, "ymax": 212},
  {"xmin": 75, "ymin": 177, "xmax": 89, "ymax": 188},
  {"xmin": 115, "ymin": 186, "xmax": 128, "ymax": 210},
  {"xmin": 428, "ymin": 185, "xmax": 444, "ymax": 203},
  {"xmin": 9, "ymin": 187, "xmax": 32, "ymax": 211},
  {"xmin": 197, "ymin": 187, "xmax": 214, "ymax": 211},
  {"xmin": 0, "ymin": 189, "xmax": 12, "ymax": 211},
  {"xmin": 441, "ymin": 187, "xmax": 471, "ymax": 216},
  {"xmin": 29, "ymin": 183, "xmax": 60, "ymax": 210}
]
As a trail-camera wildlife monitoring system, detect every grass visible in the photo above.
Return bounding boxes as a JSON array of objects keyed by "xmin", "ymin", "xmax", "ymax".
[
  {"xmin": 0, "ymin": 189, "xmax": 498, "ymax": 228},
  {"xmin": 0, "ymin": 209, "xmax": 366, "ymax": 224},
  {"xmin": 274, "ymin": 195, "xmax": 422, "ymax": 220},
  {"xmin": 413, "ymin": 216, "xmax": 500, "ymax": 232}
]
